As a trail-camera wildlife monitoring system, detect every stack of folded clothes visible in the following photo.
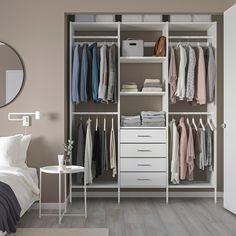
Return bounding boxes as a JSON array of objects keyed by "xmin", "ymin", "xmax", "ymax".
[
  {"xmin": 121, "ymin": 82, "xmax": 138, "ymax": 92},
  {"xmin": 142, "ymin": 79, "xmax": 163, "ymax": 92},
  {"xmin": 141, "ymin": 111, "xmax": 166, "ymax": 127},
  {"xmin": 121, "ymin": 115, "xmax": 141, "ymax": 127}
]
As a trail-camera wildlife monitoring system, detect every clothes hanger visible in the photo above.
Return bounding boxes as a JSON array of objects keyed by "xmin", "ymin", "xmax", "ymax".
[
  {"xmin": 104, "ymin": 116, "xmax": 106, "ymax": 131},
  {"xmin": 95, "ymin": 116, "xmax": 98, "ymax": 131},
  {"xmin": 207, "ymin": 117, "xmax": 214, "ymax": 131},
  {"xmin": 199, "ymin": 116, "xmax": 205, "ymax": 131},
  {"xmin": 192, "ymin": 116, "xmax": 198, "ymax": 131},
  {"xmin": 111, "ymin": 115, "xmax": 114, "ymax": 131},
  {"xmin": 186, "ymin": 115, "xmax": 191, "ymax": 128},
  {"xmin": 209, "ymin": 118, "xmax": 216, "ymax": 130}
]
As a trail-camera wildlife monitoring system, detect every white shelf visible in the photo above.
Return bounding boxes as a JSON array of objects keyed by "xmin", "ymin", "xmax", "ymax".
[
  {"xmin": 121, "ymin": 126, "xmax": 167, "ymax": 129},
  {"xmin": 169, "ymin": 181, "xmax": 214, "ymax": 189},
  {"xmin": 120, "ymin": 91, "xmax": 166, "ymax": 96},
  {"xmin": 72, "ymin": 180, "xmax": 118, "ymax": 189},
  {"xmin": 72, "ymin": 35, "xmax": 118, "ymax": 39},
  {"xmin": 71, "ymin": 22, "xmax": 119, "ymax": 31},
  {"xmin": 120, "ymin": 22, "xmax": 167, "ymax": 31},
  {"xmin": 169, "ymin": 22, "xmax": 216, "ymax": 31},
  {"xmin": 120, "ymin": 57, "xmax": 167, "ymax": 63}
]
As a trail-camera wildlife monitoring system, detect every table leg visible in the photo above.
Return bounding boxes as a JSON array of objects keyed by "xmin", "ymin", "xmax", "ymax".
[
  {"xmin": 84, "ymin": 170, "xmax": 87, "ymax": 219},
  {"xmin": 39, "ymin": 170, "xmax": 42, "ymax": 218},
  {"xmin": 64, "ymin": 173, "xmax": 67, "ymax": 213},
  {"xmin": 70, "ymin": 173, "xmax": 72, "ymax": 203},
  {"xmin": 59, "ymin": 172, "xmax": 61, "ymax": 224}
]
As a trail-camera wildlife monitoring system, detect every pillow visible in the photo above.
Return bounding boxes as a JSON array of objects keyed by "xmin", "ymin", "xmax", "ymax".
[
  {"xmin": 0, "ymin": 135, "xmax": 22, "ymax": 167},
  {"xmin": 14, "ymin": 134, "xmax": 32, "ymax": 169}
]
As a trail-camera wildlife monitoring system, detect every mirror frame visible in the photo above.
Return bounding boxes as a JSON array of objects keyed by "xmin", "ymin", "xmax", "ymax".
[{"xmin": 0, "ymin": 41, "xmax": 25, "ymax": 108}]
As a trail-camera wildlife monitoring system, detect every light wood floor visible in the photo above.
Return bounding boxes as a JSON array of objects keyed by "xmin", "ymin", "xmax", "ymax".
[{"xmin": 19, "ymin": 198, "xmax": 236, "ymax": 236}]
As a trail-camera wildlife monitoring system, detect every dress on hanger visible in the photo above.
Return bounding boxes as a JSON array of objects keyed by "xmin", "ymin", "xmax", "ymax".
[
  {"xmin": 175, "ymin": 45, "xmax": 187, "ymax": 100},
  {"xmin": 80, "ymin": 44, "xmax": 88, "ymax": 103},
  {"xmin": 186, "ymin": 45, "xmax": 196, "ymax": 102},
  {"xmin": 92, "ymin": 127, "xmax": 101, "ymax": 178},
  {"xmin": 206, "ymin": 45, "xmax": 216, "ymax": 103},
  {"xmin": 75, "ymin": 121, "xmax": 85, "ymax": 183},
  {"xmin": 169, "ymin": 119, "xmax": 179, "ymax": 184},
  {"xmin": 168, "ymin": 47, "xmax": 177, "ymax": 104},
  {"xmin": 186, "ymin": 124, "xmax": 195, "ymax": 181},
  {"xmin": 178, "ymin": 117, "xmax": 188, "ymax": 180},
  {"xmin": 98, "ymin": 44, "xmax": 108, "ymax": 103},
  {"xmin": 110, "ymin": 122, "xmax": 117, "ymax": 178},
  {"xmin": 71, "ymin": 44, "xmax": 81, "ymax": 104},
  {"xmin": 85, "ymin": 118, "xmax": 93, "ymax": 184},
  {"xmin": 107, "ymin": 44, "xmax": 117, "ymax": 103},
  {"xmin": 195, "ymin": 46, "xmax": 206, "ymax": 105}
]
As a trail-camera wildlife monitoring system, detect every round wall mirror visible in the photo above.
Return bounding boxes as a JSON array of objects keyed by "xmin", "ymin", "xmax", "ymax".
[{"xmin": 0, "ymin": 42, "xmax": 25, "ymax": 107}]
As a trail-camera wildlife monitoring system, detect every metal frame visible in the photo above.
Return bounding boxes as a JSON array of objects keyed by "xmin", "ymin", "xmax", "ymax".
[{"xmin": 39, "ymin": 166, "xmax": 87, "ymax": 224}]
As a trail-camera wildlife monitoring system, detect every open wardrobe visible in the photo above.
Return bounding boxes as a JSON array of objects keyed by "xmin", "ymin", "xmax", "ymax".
[{"xmin": 68, "ymin": 18, "xmax": 218, "ymax": 203}]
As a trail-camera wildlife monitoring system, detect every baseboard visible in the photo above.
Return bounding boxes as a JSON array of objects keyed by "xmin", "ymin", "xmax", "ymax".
[{"xmin": 33, "ymin": 191, "xmax": 223, "ymax": 209}]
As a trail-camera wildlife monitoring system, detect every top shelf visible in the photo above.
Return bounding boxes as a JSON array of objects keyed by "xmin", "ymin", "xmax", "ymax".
[{"xmin": 169, "ymin": 22, "xmax": 216, "ymax": 31}]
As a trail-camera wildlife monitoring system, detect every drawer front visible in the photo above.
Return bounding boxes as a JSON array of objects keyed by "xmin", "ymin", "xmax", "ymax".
[
  {"xmin": 121, "ymin": 144, "xmax": 166, "ymax": 157},
  {"xmin": 121, "ymin": 172, "xmax": 166, "ymax": 187},
  {"xmin": 121, "ymin": 158, "xmax": 166, "ymax": 171},
  {"xmin": 121, "ymin": 129, "xmax": 166, "ymax": 143}
]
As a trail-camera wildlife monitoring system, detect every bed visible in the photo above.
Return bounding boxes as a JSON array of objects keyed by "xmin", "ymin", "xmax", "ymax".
[{"xmin": 0, "ymin": 134, "xmax": 40, "ymax": 235}]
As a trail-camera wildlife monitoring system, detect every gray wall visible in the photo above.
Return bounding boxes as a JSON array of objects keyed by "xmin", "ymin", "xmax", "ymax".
[{"xmin": 0, "ymin": 0, "xmax": 234, "ymax": 202}]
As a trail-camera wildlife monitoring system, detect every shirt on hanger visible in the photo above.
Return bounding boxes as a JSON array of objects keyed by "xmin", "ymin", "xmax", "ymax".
[
  {"xmin": 80, "ymin": 44, "xmax": 88, "ymax": 103},
  {"xmin": 178, "ymin": 117, "xmax": 188, "ymax": 180},
  {"xmin": 71, "ymin": 44, "xmax": 81, "ymax": 104},
  {"xmin": 91, "ymin": 43, "xmax": 99, "ymax": 103},
  {"xmin": 175, "ymin": 45, "xmax": 187, "ymax": 100},
  {"xmin": 92, "ymin": 127, "xmax": 101, "ymax": 178},
  {"xmin": 195, "ymin": 46, "xmax": 206, "ymax": 105},
  {"xmin": 86, "ymin": 44, "xmax": 93, "ymax": 101},
  {"xmin": 186, "ymin": 45, "xmax": 196, "ymax": 102},
  {"xmin": 186, "ymin": 124, "xmax": 195, "ymax": 181},
  {"xmin": 196, "ymin": 127, "xmax": 206, "ymax": 170},
  {"xmin": 169, "ymin": 119, "xmax": 179, "ymax": 184},
  {"xmin": 101, "ymin": 121, "xmax": 109, "ymax": 172},
  {"xmin": 110, "ymin": 126, "xmax": 117, "ymax": 178},
  {"xmin": 205, "ymin": 125, "xmax": 214, "ymax": 171},
  {"xmin": 107, "ymin": 44, "xmax": 117, "ymax": 103},
  {"xmin": 168, "ymin": 47, "xmax": 177, "ymax": 104},
  {"xmin": 85, "ymin": 118, "xmax": 93, "ymax": 184},
  {"xmin": 98, "ymin": 44, "xmax": 108, "ymax": 103},
  {"xmin": 206, "ymin": 45, "xmax": 216, "ymax": 103}
]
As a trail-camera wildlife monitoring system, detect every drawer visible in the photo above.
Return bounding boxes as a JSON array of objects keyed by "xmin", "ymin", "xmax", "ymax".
[
  {"xmin": 121, "ymin": 158, "xmax": 166, "ymax": 171},
  {"xmin": 121, "ymin": 129, "xmax": 166, "ymax": 143},
  {"xmin": 121, "ymin": 172, "xmax": 166, "ymax": 187},
  {"xmin": 121, "ymin": 144, "xmax": 166, "ymax": 157}
]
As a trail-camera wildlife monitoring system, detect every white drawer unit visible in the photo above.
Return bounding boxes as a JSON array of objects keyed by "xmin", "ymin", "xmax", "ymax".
[
  {"xmin": 121, "ymin": 158, "xmax": 166, "ymax": 171},
  {"xmin": 121, "ymin": 129, "xmax": 166, "ymax": 143},
  {"xmin": 120, "ymin": 172, "xmax": 166, "ymax": 188},
  {"xmin": 121, "ymin": 144, "xmax": 166, "ymax": 157}
]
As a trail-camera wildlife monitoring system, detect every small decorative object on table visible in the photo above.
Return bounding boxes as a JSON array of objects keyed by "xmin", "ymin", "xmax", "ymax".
[{"xmin": 64, "ymin": 139, "xmax": 74, "ymax": 165}]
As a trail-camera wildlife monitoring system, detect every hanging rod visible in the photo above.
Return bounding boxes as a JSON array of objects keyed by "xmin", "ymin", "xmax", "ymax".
[
  {"xmin": 169, "ymin": 42, "xmax": 211, "ymax": 47},
  {"xmin": 72, "ymin": 36, "xmax": 118, "ymax": 39},
  {"xmin": 74, "ymin": 42, "xmax": 118, "ymax": 46},
  {"xmin": 169, "ymin": 36, "xmax": 213, "ymax": 39},
  {"xmin": 72, "ymin": 112, "xmax": 119, "ymax": 115},
  {"xmin": 168, "ymin": 112, "xmax": 214, "ymax": 115}
]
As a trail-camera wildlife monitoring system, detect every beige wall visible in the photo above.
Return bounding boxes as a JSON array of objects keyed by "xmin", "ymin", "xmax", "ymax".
[{"xmin": 0, "ymin": 0, "xmax": 234, "ymax": 202}]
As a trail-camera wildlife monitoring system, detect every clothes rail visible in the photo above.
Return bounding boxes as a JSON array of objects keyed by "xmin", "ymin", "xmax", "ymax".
[
  {"xmin": 169, "ymin": 36, "xmax": 213, "ymax": 39},
  {"xmin": 168, "ymin": 112, "xmax": 214, "ymax": 115},
  {"xmin": 169, "ymin": 42, "xmax": 210, "ymax": 47},
  {"xmin": 72, "ymin": 112, "xmax": 118, "ymax": 115},
  {"xmin": 72, "ymin": 36, "xmax": 118, "ymax": 39},
  {"xmin": 74, "ymin": 42, "xmax": 118, "ymax": 46}
]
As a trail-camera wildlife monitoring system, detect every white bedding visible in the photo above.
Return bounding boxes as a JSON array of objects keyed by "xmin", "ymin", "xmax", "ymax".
[{"xmin": 0, "ymin": 167, "xmax": 39, "ymax": 235}]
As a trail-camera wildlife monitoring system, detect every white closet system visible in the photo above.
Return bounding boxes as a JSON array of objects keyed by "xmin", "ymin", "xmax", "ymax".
[{"xmin": 69, "ymin": 21, "xmax": 217, "ymax": 203}]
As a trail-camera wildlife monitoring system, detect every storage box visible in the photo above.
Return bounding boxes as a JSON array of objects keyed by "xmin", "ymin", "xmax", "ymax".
[
  {"xmin": 75, "ymin": 14, "xmax": 95, "ymax": 22},
  {"xmin": 143, "ymin": 14, "xmax": 162, "ymax": 22},
  {"xmin": 122, "ymin": 40, "xmax": 144, "ymax": 57},
  {"xmin": 95, "ymin": 14, "xmax": 115, "ymax": 22},
  {"xmin": 192, "ymin": 14, "xmax": 211, "ymax": 22},
  {"xmin": 122, "ymin": 14, "xmax": 143, "ymax": 22},
  {"xmin": 170, "ymin": 14, "xmax": 192, "ymax": 22}
]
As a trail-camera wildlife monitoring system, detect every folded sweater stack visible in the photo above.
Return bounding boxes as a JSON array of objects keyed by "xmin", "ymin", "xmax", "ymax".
[
  {"xmin": 121, "ymin": 82, "xmax": 138, "ymax": 92},
  {"xmin": 141, "ymin": 111, "xmax": 166, "ymax": 127},
  {"xmin": 142, "ymin": 79, "xmax": 163, "ymax": 92},
  {"xmin": 121, "ymin": 115, "xmax": 141, "ymax": 127}
]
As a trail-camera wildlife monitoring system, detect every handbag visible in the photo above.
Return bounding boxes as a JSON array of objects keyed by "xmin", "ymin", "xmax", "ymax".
[{"xmin": 153, "ymin": 36, "xmax": 166, "ymax": 57}]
